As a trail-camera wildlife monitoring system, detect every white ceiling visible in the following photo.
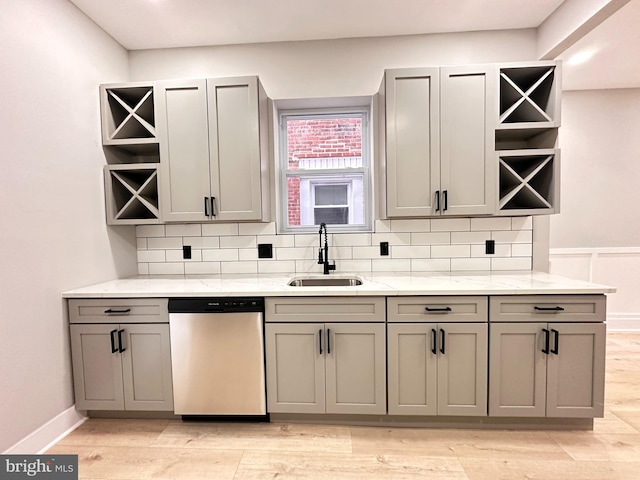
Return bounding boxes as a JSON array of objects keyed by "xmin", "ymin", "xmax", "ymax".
[{"xmin": 69, "ymin": 0, "xmax": 640, "ymax": 90}]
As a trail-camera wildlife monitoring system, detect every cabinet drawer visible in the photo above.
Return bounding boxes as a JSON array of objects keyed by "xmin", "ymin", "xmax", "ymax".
[
  {"xmin": 265, "ymin": 297, "xmax": 385, "ymax": 323},
  {"xmin": 489, "ymin": 295, "xmax": 606, "ymax": 322},
  {"xmin": 68, "ymin": 298, "xmax": 169, "ymax": 324},
  {"xmin": 387, "ymin": 296, "xmax": 488, "ymax": 322}
]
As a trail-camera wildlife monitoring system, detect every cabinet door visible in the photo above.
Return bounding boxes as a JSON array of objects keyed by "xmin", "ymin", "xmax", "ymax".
[
  {"xmin": 325, "ymin": 323, "xmax": 386, "ymax": 414},
  {"xmin": 156, "ymin": 79, "xmax": 211, "ymax": 222},
  {"xmin": 387, "ymin": 323, "xmax": 438, "ymax": 415},
  {"xmin": 488, "ymin": 322, "xmax": 547, "ymax": 417},
  {"xmin": 70, "ymin": 324, "xmax": 124, "ymax": 410},
  {"xmin": 265, "ymin": 323, "xmax": 325, "ymax": 414},
  {"xmin": 440, "ymin": 65, "xmax": 496, "ymax": 215},
  {"xmin": 437, "ymin": 323, "xmax": 488, "ymax": 416},
  {"xmin": 207, "ymin": 77, "xmax": 264, "ymax": 221},
  {"xmin": 120, "ymin": 324, "xmax": 174, "ymax": 411},
  {"xmin": 385, "ymin": 68, "xmax": 440, "ymax": 217},
  {"xmin": 546, "ymin": 322, "xmax": 606, "ymax": 418}
]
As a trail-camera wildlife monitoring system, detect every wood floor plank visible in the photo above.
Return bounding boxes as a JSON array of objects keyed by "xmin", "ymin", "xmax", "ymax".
[
  {"xmin": 54, "ymin": 419, "xmax": 170, "ymax": 447},
  {"xmin": 611, "ymin": 411, "xmax": 640, "ymax": 433},
  {"xmin": 548, "ymin": 431, "xmax": 640, "ymax": 462}
]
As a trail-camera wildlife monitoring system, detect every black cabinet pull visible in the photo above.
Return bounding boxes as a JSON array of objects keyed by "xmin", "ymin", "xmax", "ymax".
[
  {"xmin": 542, "ymin": 328, "xmax": 550, "ymax": 354},
  {"xmin": 551, "ymin": 329, "xmax": 559, "ymax": 355},
  {"xmin": 443, "ymin": 190, "xmax": 448, "ymax": 211},
  {"xmin": 204, "ymin": 196, "xmax": 210, "ymax": 217},
  {"xmin": 117, "ymin": 329, "xmax": 126, "ymax": 353},
  {"xmin": 211, "ymin": 197, "xmax": 216, "ymax": 217},
  {"xmin": 319, "ymin": 329, "xmax": 323, "ymax": 355},
  {"xmin": 440, "ymin": 328, "xmax": 445, "ymax": 354},
  {"xmin": 425, "ymin": 306, "xmax": 452, "ymax": 313},
  {"xmin": 327, "ymin": 328, "xmax": 331, "ymax": 354},
  {"xmin": 431, "ymin": 328, "xmax": 437, "ymax": 355},
  {"xmin": 534, "ymin": 306, "xmax": 565, "ymax": 312},
  {"xmin": 104, "ymin": 308, "xmax": 131, "ymax": 315},
  {"xmin": 435, "ymin": 190, "xmax": 440, "ymax": 212},
  {"xmin": 110, "ymin": 329, "xmax": 118, "ymax": 353}
]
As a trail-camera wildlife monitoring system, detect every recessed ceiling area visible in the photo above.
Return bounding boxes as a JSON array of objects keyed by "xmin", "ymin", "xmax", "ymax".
[{"xmin": 69, "ymin": 0, "xmax": 640, "ymax": 90}]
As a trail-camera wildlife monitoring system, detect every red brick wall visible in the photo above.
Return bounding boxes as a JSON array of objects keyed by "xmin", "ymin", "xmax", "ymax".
[{"xmin": 287, "ymin": 118, "xmax": 362, "ymax": 225}]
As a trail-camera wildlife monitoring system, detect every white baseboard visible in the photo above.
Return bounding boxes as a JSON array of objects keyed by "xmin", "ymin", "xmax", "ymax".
[
  {"xmin": 607, "ymin": 314, "xmax": 640, "ymax": 331},
  {"xmin": 3, "ymin": 406, "xmax": 87, "ymax": 454}
]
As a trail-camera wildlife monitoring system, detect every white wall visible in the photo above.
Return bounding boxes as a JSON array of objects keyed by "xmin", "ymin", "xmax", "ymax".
[
  {"xmin": 549, "ymin": 88, "xmax": 640, "ymax": 329},
  {"xmin": 0, "ymin": 0, "xmax": 136, "ymax": 452},
  {"xmin": 129, "ymin": 29, "xmax": 537, "ymax": 97}
]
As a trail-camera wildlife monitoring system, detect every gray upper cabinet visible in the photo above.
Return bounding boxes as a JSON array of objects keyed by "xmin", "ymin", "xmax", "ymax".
[
  {"xmin": 156, "ymin": 76, "xmax": 269, "ymax": 223},
  {"xmin": 384, "ymin": 65, "xmax": 496, "ymax": 218}
]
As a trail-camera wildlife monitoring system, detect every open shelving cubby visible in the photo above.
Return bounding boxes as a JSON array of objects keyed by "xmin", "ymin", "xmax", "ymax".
[{"xmin": 104, "ymin": 164, "xmax": 160, "ymax": 225}]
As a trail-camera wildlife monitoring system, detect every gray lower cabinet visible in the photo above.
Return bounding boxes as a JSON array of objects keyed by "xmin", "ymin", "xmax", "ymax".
[
  {"xmin": 68, "ymin": 298, "xmax": 173, "ymax": 411},
  {"xmin": 265, "ymin": 322, "xmax": 386, "ymax": 415},
  {"xmin": 387, "ymin": 322, "xmax": 488, "ymax": 416},
  {"xmin": 489, "ymin": 322, "xmax": 606, "ymax": 418}
]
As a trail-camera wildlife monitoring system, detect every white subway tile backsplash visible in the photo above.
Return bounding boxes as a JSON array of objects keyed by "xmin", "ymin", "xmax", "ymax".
[
  {"xmin": 431, "ymin": 245, "xmax": 471, "ymax": 258},
  {"xmin": 470, "ymin": 217, "xmax": 512, "ymax": 231},
  {"xmin": 258, "ymin": 261, "xmax": 296, "ymax": 274},
  {"xmin": 492, "ymin": 230, "xmax": 533, "ymax": 244},
  {"xmin": 147, "ymin": 237, "xmax": 183, "ymax": 250},
  {"xmin": 220, "ymin": 235, "xmax": 257, "ymax": 249},
  {"xmin": 137, "ymin": 250, "xmax": 166, "ymax": 263},
  {"xmin": 431, "ymin": 218, "xmax": 470, "ymax": 232},
  {"xmin": 492, "ymin": 257, "xmax": 532, "ymax": 270},
  {"xmin": 451, "ymin": 231, "xmax": 491, "ymax": 245},
  {"xmin": 202, "ymin": 223, "xmax": 239, "ymax": 236},
  {"xmin": 185, "ymin": 262, "xmax": 221, "ymax": 274},
  {"xmin": 411, "ymin": 232, "xmax": 451, "ymax": 245},
  {"xmin": 136, "ymin": 225, "xmax": 165, "ymax": 238},
  {"xmin": 136, "ymin": 216, "xmax": 535, "ymax": 275},
  {"xmin": 166, "ymin": 224, "xmax": 202, "ymax": 237},
  {"xmin": 372, "ymin": 259, "xmax": 411, "ymax": 272},
  {"xmin": 239, "ymin": 222, "xmax": 276, "ymax": 236},
  {"xmin": 511, "ymin": 216, "xmax": 533, "ymax": 230},
  {"xmin": 411, "ymin": 258, "xmax": 450, "ymax": 272},
  {"xmin": 202, "ymin": 249, "xmax": 239, "ymax": 262},
  {"xmin": 392, "ymin": 245, "xmax": 430, "ymax": 259},
  {"xmin": 451, "ymin": 258, "xmax": 491, "ymax": 271},
  {"xmin": 390, "ymin": 219, "xmax": 430, "ymax": 232},
  {"xmin": 221, "ymin": 262, "xmax": 258, "ymax": 274},
  {"xmin": 149, "ymin": 262, "xmax": 185, "ymax": 275}
]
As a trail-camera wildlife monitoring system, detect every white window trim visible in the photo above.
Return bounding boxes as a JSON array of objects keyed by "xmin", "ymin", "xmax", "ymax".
[{"xmin": 277, "ymin": 108, "xmax": 372, "ymax": 234}]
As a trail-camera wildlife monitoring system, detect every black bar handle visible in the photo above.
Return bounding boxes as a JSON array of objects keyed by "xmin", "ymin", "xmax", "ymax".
[
  {"xmin": 440, "ymin": 328, "xmax": 445, "ymax": 355},
  {"xmin": 425, "ymin": 306, "xmax": 452, "ymax": 313},
  {"xmin": 534, "ymin": 306, "xmax": 565, "ymax": 312},
  {"xmin": 542, "ymin": 328, "xmax": 550, "ymax": 354},
  {"xmin": 104, "ymin": 308, "xmax": 131, "ymax": 315},
  {"xmin": 431, "ymin": 328, "xmax": 437, "ymax": 355},
  {"xmin": 211, "ymin": 197, "xmax": 216, "ymax": 217},
  {"xmin": 435, "ymin": 190, "xmax": 440, "ymax": 212},
  {"xmin": 551, "ymin": 329, "xmax": 559, "ymax": 355},
  {"xmin": 327, "ymin": 328, "xmax": 331, "ymax": 354},
  {"xmin": 117, "ymin": 329, "xmax": 126, "ymax": 353},
  {"xmin": 443, "ymin": 190, "xmax": 448, "ymax": 211},
  {"xmin": 110, "ymin": 329, "xmax": 118, "ymax": 353},
  {"xmin": 204, "ymin": 196, "xmax": 210, "ymax": 217},
  {"xmin": 319, "ymin": 329, "xmax": 323, "ymax": 355}
]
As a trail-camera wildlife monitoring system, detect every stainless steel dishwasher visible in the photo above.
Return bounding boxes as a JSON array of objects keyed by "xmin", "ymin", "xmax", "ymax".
[{"xmin": 168, "ymin": 297, "xmax": 266, "ymax": 417}]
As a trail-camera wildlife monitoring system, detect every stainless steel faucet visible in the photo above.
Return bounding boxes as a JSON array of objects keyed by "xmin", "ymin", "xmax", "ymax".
[{"xmin": 318, "ymin": 222, "xmax": 336, "ymax": 275}]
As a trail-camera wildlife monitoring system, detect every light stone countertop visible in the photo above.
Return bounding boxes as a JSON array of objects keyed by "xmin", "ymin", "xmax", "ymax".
[{"xmin": 62, "ymin": 271, "xmax": 615, "ymax": 298}]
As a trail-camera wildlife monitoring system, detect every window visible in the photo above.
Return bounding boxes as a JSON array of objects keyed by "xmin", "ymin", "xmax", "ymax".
[{"xmin": 279, "ymin": 109, "xmax": 371, "ymax": 233}]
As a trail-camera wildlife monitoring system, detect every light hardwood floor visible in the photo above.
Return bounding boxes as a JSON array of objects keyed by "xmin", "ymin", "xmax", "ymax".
[{"xmin": 48, "ymin": 332, "xmax": 640, "ymax": 479}]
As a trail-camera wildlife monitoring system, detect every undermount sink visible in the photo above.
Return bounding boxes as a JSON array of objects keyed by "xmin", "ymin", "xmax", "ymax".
[{"xmin": 288, "ymin": 276, "xmax": 363, "ymax": 287}]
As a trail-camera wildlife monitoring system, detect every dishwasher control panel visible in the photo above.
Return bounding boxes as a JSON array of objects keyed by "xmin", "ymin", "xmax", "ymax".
[{"xmin": 168, "ymin": 297, "xmax": 264, "ymax": 313}]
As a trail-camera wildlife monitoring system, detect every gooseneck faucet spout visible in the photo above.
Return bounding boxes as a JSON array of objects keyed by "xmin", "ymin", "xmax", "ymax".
[{"xmin": 317, "ymin": 222, "xmax": 336, "ymax": 275}]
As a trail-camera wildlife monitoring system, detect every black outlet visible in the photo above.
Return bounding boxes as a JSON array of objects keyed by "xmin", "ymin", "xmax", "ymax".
[
  {"xmin": 258, "ymin": 243, "xmax": 273, "ymax": 259},
  {"xmin": 183, "ymin": 245, "xmax": 192, "ymax": 259},
  {"xmin": 485, "ymin": 240, "xmax": 495, "ymax": 255},
  {"xmin": 380, "ymin": 242, "xmax": 389, "ymax": 256}
]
